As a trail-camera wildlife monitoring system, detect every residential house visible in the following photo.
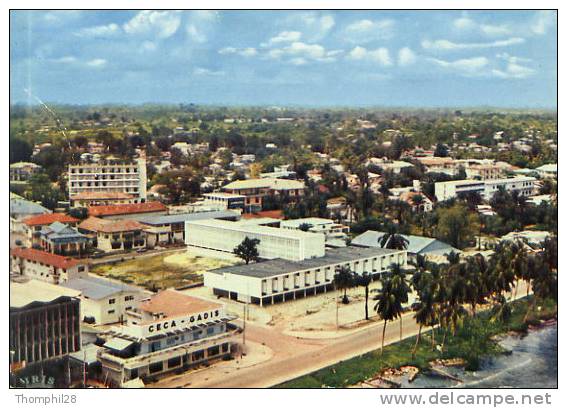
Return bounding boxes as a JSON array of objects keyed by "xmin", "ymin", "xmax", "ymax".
[
  {"xmin": 10, "ymin": 247, "xmax": 89, "ymax": 284},
  {"xmin": 78, "ymin": 217, "xmax": 148, "ymax": 253}
]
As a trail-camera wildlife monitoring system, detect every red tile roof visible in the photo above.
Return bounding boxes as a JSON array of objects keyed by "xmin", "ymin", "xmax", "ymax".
[
  {"xmin": 88, "ymin": 201, "xmax": 167, "ymax": 217},
  {"xmin": 139, "ymin": 289, "xmax": 221, "ymax": 318},
  {"xmin": 79, "ymin": 217, "xmax": 148, "ymax": 233},
  {"xmin": 23, "ymin": 213, "xmax": 79, "ymax": 227},
  {"xmin": 10, "ymin": 247, "xmax": 85, "ymax": 269},
  {"xmin": 241, "ymin": 210, "xmax": 284, "ymax": 220}
]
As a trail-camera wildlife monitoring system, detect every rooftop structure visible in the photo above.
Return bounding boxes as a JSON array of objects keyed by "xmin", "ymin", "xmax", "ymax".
[
  {"xmin": 23, "ymin": 213, "xmax": 79, "ymax": 227},
  {"xmin": 10, "ymin": 279, "xmax": 81, "ymax": 309},
  {"xmin": 205, "ymin": 246, "xmax": 407, "ymax": 306},
  {"xmin": 88, "ymin": 201, "xmax": 167, "ymax": 218},
  {"xmin": 70, "ymin": 191, "xmax": 136, "ymax": 207},
  {"xmin": 351, "ymin": 231, "xmax": 459, "ymax": 259},
  {"xmin": 11, "ymin": 247, "xmax": 86, "ymax": 270},
  {"xmin": 79, "ymin": 217, "xmax": 148, "ymax": 234}
]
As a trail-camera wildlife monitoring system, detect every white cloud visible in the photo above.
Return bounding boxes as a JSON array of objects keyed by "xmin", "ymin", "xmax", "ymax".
[
  {"xmin": 50, "ymin": 56, "xmax": 77, "ymax": 64},
  {"xmin": 422, "ymin": 37, "xmax": 525, "ymax": 51},
  {"xmin": 218, "ymin": 47, "xmax": 257, "ymax": 57},
  {"xmin": 266, "ymin": 31, "xmax": 302, "ymax": 45},
  {"xmin": 348, "ymin": 46, "xmax": 392, "ymax": 66},
  {"xmin": 123, "ymin": 11, "xmax": 181, "ymax": 39},
  {"xmin": 287, "ymin": 12, "xmax": 335, "ymax": 41},
  {"xmin": 429, "ymin": 56, "xmax": 489, "ymax": 75},
  {"xmin": 343, "ymin": 19, "xmax": 395, "ymax": 42},
  {"xmin": 193, "ymin": 67, "xmax": 224, "ymax": 76},
  {"xmin": 141, "ymin": 41, "xmax": 157, "ymax": 52},
  {"xmin": 480, "ymin": 24, "xmax": 512, "ymax": 37},
  {"xmin": 493, "ymin": 54, "xmax": 536, "ymax": 78},
  {"xmin": 531, "ymin": 11, "xmax": 555, "ymax": 35},
  {"xmin": 398, "ymin": 47, "xmax": 417, "ymax": 66},
  {"xmin": 185, "ymin": 11, "xmax": 219, "ymax": 43},
  {"xmin": 265, "ymin": 42, "xmax": 340, "ymax": 64},
  {"xmin": 86, "ymin": 58, "xmax": 107, "ymax": 68},
  {"xmin": 453, "ymin": 16, "xmax": 475, "ymax": 30},
  {"xmin": 75, "ymin": 23, "xmax": 120, "ymax": 38},
  {"xmin": 42, "ymin": 11, "xmax": 81, "ymax": 24},
  {"xmin": 453, "ymin": 14, "xmax": 513, "ymax": 37}
]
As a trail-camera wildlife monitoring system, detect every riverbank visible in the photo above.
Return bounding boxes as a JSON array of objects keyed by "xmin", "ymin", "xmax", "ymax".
[{"xmin": 275, "ymin": 297, "xmax": 557, "ymax": 388}]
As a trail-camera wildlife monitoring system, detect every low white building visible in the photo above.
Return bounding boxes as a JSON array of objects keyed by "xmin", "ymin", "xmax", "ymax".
[
  {"xmin": 536, "ymin": 163, "xmax": 557, "ymax": 179},
  {"xmin": 204, "ymin": 246, "xmax": 407, "ymax": 306},
  {"xmin": 61, "ymin": 276, "xmax": 146, "ymax": 325},
  {"xmin": 185, "ymin": 219, "xmax": 326, "ymax": 261},
  {"xmin": 280, "ymin": 217, "xmax": 349, "ymax": 246},
  {"xmin": 435, "ymin": 177, "xmax": 536, "ymax": 201}
]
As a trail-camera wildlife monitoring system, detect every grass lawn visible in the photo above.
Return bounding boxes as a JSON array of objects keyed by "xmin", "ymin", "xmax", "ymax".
[
  {"xmin": 91, "ymin": 251, "xmax": 236, "ymax": 291},
  {"xmin": 275, "ymin": 297, "xmax": 557, "ymax": 388}
]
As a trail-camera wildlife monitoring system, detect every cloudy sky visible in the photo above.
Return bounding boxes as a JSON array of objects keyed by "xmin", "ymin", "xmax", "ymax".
[{"xmin": 10, "ymin": 10, "xmax": 557, "ymax": 107}]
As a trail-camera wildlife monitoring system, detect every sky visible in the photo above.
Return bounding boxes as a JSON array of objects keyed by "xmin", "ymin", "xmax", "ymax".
[{"xmin": 9, "ymin": 10, "xmax": 557, "ymax": 108}]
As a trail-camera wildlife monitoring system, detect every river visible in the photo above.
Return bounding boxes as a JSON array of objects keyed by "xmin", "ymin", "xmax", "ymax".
[{"xmin": 404, "ymin": 323, "xmax": 557, "ymax": 388}]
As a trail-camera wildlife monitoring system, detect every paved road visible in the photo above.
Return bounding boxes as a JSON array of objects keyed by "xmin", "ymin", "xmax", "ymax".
[
  {"xmin": 153, "ymin": 281, "xmax": 529, "ymax": 388},
  {"xmin": 157, "ymin": 312, "xmax": 421, "ymax": 388}
]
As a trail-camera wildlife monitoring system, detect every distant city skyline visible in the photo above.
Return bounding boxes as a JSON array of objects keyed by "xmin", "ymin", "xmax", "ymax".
[{"xmin": 10, "ymin": 10, "xmax": 557, "ymax": 108}]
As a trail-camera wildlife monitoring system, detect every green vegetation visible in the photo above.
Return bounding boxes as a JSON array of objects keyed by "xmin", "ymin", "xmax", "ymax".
[
  {"xmin": 91, "ymin": 252, "xmax": 234, "ymax": 291},
  {"xmin": 275, "ymin": 297, "xmax": 557, "ymax": 388}
]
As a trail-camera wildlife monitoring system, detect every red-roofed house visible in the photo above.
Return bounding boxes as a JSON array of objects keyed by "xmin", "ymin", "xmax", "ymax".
[
  {"xmin": 23, "ymin": 213, "xmax": 79, "ymax": 247},
  {"xmin": 88, "ymin": 202, "xmax": 167, "ymax": 220},
  {"xmin": 10, "ymin": 247, "xmax": 89, "ymax": 284},
  {"xmin": 78, "ymin": 217, "xmax": 148, "ymax": 252}
]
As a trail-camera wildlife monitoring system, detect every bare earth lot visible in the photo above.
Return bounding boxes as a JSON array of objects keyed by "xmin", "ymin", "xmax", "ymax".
[{"xmin": 91, "ymin": 250, "xmax": 235, "ymax": 291}]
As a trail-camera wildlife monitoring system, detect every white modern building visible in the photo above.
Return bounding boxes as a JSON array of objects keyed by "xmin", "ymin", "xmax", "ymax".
[
  {"xmin": 185, "ymin": 219, "xmax": 326, "ymax": 261},
  {"xmin": 280, "ymin": 217, "xmax": 349, "ymax": 246},
  {"xmin": 68, "ymin": 156, "xmax": 147, "ymax": 201},
  {"xmin": 204, "ymin": 246, "xmax": 407, "ymax": 306},
  {"xmin": 435, "ymin": 177, "xmax": 536, "ymax": 201},
  {"xmin": 62, "ymin": 276, "xmax": 145, "ymax": 325}
]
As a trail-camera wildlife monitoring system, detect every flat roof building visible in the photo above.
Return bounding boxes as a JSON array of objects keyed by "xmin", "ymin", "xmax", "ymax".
[
  {"xmin": 68, "ymin": 156, "xmax": 147, "ymax": 201},
  {"xmin": 434, "ymin": 176, "xmax": 536, "ymax": 201},
  {"xmin": 185, "ymin": 219, "xmax": 326, "ymax": 261},
  {"xmin": 62, "ymin": 276, "xmax": 146, "ymax": 325},
  {"xmin": 96, "ymin": 290, "xmax": 238, "ymax": 386},
  {"xmin": 204, "ymin": 246, "xmax": 407, "ymax": 306},
  {"xmin": 10, "ymin": 280, "xmax": 81, "ymax": 373}
]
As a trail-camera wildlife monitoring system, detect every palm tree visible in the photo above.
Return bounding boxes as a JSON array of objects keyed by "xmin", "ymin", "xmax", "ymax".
[
  {"xmin": 334, "ymin": 265, "xmax": 355, "ymax": 304},
  {"xmin": 374, "ymin": 275, "xmax": 404, "ymax": 355},
  {"xmin": 412, "ymin": 283, "xmax": 436, "ymax": 359},
  {"xmin": 490, "ymin": 294, "xmax": 512, "ymax": 324},
  {"xmin": 357, "ymin": 272, "xmax": 372, "ymax": 320},
  {"xmin": 387, "ymin": 263, "xmax": 412, "ymax": 341},
  {"xmin": 379, "ymin": 225, "xmax": 409, "ymax": 250}
]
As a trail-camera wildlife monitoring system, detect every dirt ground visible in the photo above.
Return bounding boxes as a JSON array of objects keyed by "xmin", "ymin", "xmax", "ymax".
[{"xmin": 91, "ymin": 250, "xmax": 235, "ymax": 291}]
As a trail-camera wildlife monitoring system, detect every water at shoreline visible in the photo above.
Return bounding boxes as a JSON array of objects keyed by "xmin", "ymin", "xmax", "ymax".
[{"xmin": 405, "ymin": 323, "xmax": 557, "ymax": 388}]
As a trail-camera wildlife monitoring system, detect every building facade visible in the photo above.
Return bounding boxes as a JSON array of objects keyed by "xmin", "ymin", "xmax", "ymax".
[
  {"xmin": 10, "ymin": 247, "xmax": 89, "ymax": 284},
  {"xmin": 434, "ymin": 176, "xmax": 536, "ymax": 201},
  {"xmin": 62, "ymin": 276, "xmax": 145, "ymax": 325},
  {"xmin": 204, "ymin": 246, "xmax": 407, "ymax": 306},
  {"xmin": 10, "ymin": 280, "xmax": 81, "ymax": 367},
  {"xmin": 68, "ymin": 156, "xmax": 147, "ymax": 201},
  {"xmin": 10, "ymin": 162, "xmax": 41, "ymax": 183},
  {"xmin": 96, "ymin": 290, "xmax": 238, "ymax": 386},
  {"xmin": 222, "ymin": 178, "xmax": 305, "ymax": 212},
  {"xmin": 78, "ymin": 217, "xmax": 148, "ymax": 253},
  {"xmin": 185, "ymin": 219, "xmax": 326, "ymax": 261}
]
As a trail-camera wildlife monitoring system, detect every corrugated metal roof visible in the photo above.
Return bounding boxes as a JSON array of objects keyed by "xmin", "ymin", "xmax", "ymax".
[
  {"xmin": 351, "ymin": 231, "xmax": 459, "ymax": 256},
  {"xmin": 61, "ymin": 276, "xmax": 141, "ymax": 300}
]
